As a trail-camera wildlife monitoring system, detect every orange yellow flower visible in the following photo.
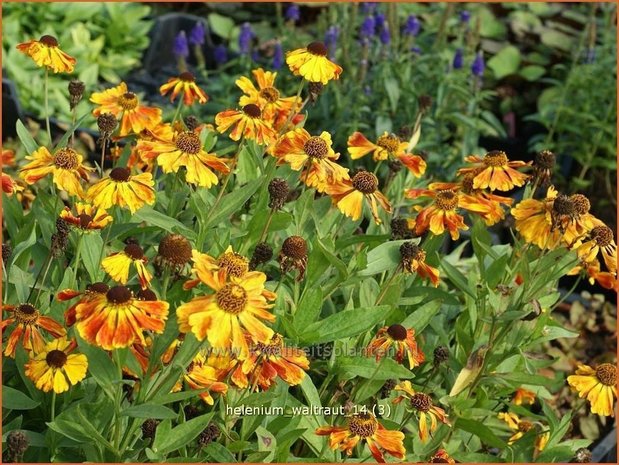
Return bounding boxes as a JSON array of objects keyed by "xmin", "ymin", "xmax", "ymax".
[
  {"xmin": 174, "ymin": 350, "xmax": 229, "ymax": 405},
  {"xmin": 271, "ymin": 128, "xmax": 349, "ymax": 193},
  {"xmin": 367, "ymin": 324, "xmax": 425, "ymax": 369},
  {"xmin": 498, "ymin": 412, "xmax": 549, "ymax": 457},
  {"xmin": 86, "ymin": 167, "xmax": 155, "ymax": 213},
  {"xmin": 574, "ymin": 224, "xmax": 617, "ymax": 275},
  {"xmin": 286, "ymin": 42, "xmax": 343, "ymax": 84},
  {"xmin": 429, "ymin": 449, "xmax": 455, "ymax": 464},
  {"xmin": 24, "ymin": 338, "xmax": 87, "ymax": 394},
  {"xmin": 75, "ymin": 285, "xmax": 169, "ymax": 350},
  {"xmin": 176, "ymin": 269, "xmax": 276, "ymax": 358},
  {"xmin": 237, "ymin": 68, "xmax": 301, "ymax": 128},
  {"xmin": 230, "ymin": 333, "xmax": 309, "ymax": 391},
  {"xmin": 1, "ymin": 303, "xmax": 66, "ymax": 358},
  {"xmin": 328, "ymin": 170, "xmax": 391, "ymax": 224},
  {"xmin": 567, "ymin": 363, "xmax": 617, "ymax": 416},
  {"xmin": 316, "ymin": 413, "xmax": 405, "ymax": 462},
  {"xmin": 159, "ymin": 71, "xmax": 208, "ymax": 105},
  {"xmin": 138, "ymin": 125, "xmax": 229, "ymax": 188},
  {"xmin": 19, "ymin": 146, "xmax": 93, "ymax": 197},
  {"xmin": 458, "ymin": 151, "xmax": 530, "ymax": 191},
  {"xmin": 512, "ymin": 387, "xmax": 536, "ymax": 406},
  {"xmin": 60, "ymin": 202, "xmax": 112, "ymax": 231},
  {"xmin": 215, "ymin": 104, "xmax": 276, "ymax": 145},
  {"xmin": 400, "ymin": 242, "xmax": 440, "ymax": 287},
  {"xmin": 184, "ymin": 246, "xmax": 250, "ymax": 290},
  {"xmin": 17, "ymin": 35, "xmax": 76, "ymax": 73},
  {"xmin": 91, "ymin": 82, "xmax": 162, "ymax": 136},
  {"xmin": 394, "ymin": 381, "xmax": 451, "ymax": 442},
  {"xmin": 102, "ymin": 243, "xmax": 152, "ymax": 290},
  {"xmin": 347, "ymin": 131, "xmax": 426, "ymax": 177},
  {"xmin": 511, "ymin": 186, "xmax": 559, "ymax": 249},
  {"xmin": 58, "ymin": 282, "xmax": 110, "ymax": 327},
  {"xmin": 2, "ymin": 173, "xmax": 22, "ymax": 196}
]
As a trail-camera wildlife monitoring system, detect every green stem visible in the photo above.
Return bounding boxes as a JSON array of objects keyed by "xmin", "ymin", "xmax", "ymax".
[
  {"xmin": 50, "ymin": 391, "xmax": 57, "ymax": 422},
  {"xmin": 160, "ymin": 267, "xmax": 171, "ymax": 301},
  {"xmin": 172, "ymin": 97, "xmax": 184, "ymax": 124},
  {"xmin": 99, "ymin": 138, "xmax": 107, "ymax": 178},
  {"xmin": 44, "ymin": 68, "xmax": 52, "ymax": 145},
  {"xmin": 375, "ymin": 266, "xmax": 401, "ymax": 305},
  {"xmin": 34, "ymin": 254, "xmax": 54, "ymax": 305},
  {"xmin": 257, "ymin": 207, "xmax": 275, "ymax": 244},
  {"xmin": 97, "ymin": 225, "xmax": 113, "ymax": 281},
  {"xmin": 72, "ymin": 232, "xmax": 84, "ymax": 288},
  {"xmin": 112, "ymin": 350, "xmax": 123, "ymax": 452}
]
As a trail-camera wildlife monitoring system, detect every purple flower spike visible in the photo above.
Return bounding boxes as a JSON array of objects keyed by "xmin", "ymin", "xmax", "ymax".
[
  {"xmin": 273, "ymin": 41, "xmax": 284, "ymax": 69},
  {"xmin": 173, "ymin": 31, "xmax": 189, "ymax": 58},
  {"xmin": 214, "ymin": 44, "xmax": 228, "ymax": 65},
  {"xmin": 452, "ymin": 48, "xmax": 463, "ymax": 69},
  {"xmin": 403, "ymin": 15, "xmax": 421, "ymax": 37},
  {"xmin": 471, "ymin": 51, "xmax": 485, "ymax": 76},
  {"xmin": 189, "ymin": 22, "xmax": 206, "ymax": 46},
  {"xmin": 285, "ymin": 3, "xmax": 300, "ymax": 22},
  {"xmin": 239, "ymin": 22, "xmax": 255, "ymax": 55}
]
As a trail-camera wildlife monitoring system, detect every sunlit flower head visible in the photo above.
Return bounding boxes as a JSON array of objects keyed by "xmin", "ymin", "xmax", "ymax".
[
  {"xmin": 393, "ymin": 381, "xmax": 451, "ymax": 442},
  {"xmin": 102, "ymin": 243, "xmax": 152, "ymax": 290},
  {"xmin": 184, "ymin": 246, "xmax": 250, "ymax": 290},
  {"xmin": 91, "ymin": 82, "xmax": 162, "ymax": 136},
  {"xmin": 58, "ymin": 282, "xmax": 110, "ymax": 327},
  {"xmin": 215, "ymin": 104, "xmax": 276, "ymax": 145},
  {"xmin": 328, "ymin": 170, "xmax": 392, "ymax": 224},
  {"xmin": 1, "ymin": 303, "xmax": 65, "ymax": 358},
  {"xmin": 271, "ymin": 128, "xmax": 349, "ymax": 193},
  {"xmin": 60, "ymin": 202, "xmax": 112, "ymax": 232},
  {"xmin": 316, "ymin": 413, "xmax": 405, "ymax": 462},
  {"xmin": 567, "ymin": 363, "xmax": 617, "ymax": 417},
  {"xmin": 17, "ymin": 35, "xmax": 76, "ymax": 73},
  {"xmin": 24, "ymin": 338, "xmax": 87, "ymax": 394},
  {"xmin": 19, "ymin": 146, "xmax": 93, "ymax": 197},
  {"xmin": 429, "ymin": 449, "xmax": 455, "ymax": 464},
  {"xmin": 458, "ymin": 151, "xmax": 530, "ymax": 191},
  {"xmin": 498, "ymin": 412, "xmax": 549, "ymax": 457},
  {"xmin": 75, "ymin": 285, "xmax": 169, "ymax": 350},
  {"xmin": 156, "ymin": 233, "xmax": 193, "ymax": 273},
  {"xmin": 231, "ymin": 332, "xmax": 310, "ymax": 391},
  {"xmin": 159, "ymin": 71, "xmax": 208, "ymax": 105},
  {"xmin": 347, "ymin": 131, "xmax": 426, "ymax": 177},
  {"xmin": 286, "ymin": 42, "xmax": 343, "ymax": 84},
  {"xmin": 512, "ymin": 387, "xmax": 536, "ymax": 406},
  {"xmin": 86, "ymin": 167, "xmax": 155, "ymax": 214},
  {"xmin": 174, "ymin": 350, "xmax": 229, "ymax": 405},
  {"xmin": 576, "ymin": 224, "xmax": 617, "ymax": 273},
  {"xmin": 138, "ymin": 125, "xmax": 229, "ymax": 188},
  {"xmin": 176, "ymin": 270, "xmax": 276, "ymax": 358},
  {"xmin": 399, "ymin": 242, "xmax": 440, "ymax": 287},
  {"xmin": 237, "ymin": 68, "xmax": 301, "ymax": 128},
  {"xmin": 367, "ymin": 324, "xmax": 425, "ymax": 369}
]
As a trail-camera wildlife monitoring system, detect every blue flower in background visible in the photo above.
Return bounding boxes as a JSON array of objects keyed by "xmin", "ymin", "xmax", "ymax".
[
  {"xmin": 411, "ymin": 45, "xmax": 422, "ymax": 55},
  {"xmin": 380, "ymin": 25, "xmax": 390, "ymax": 45},
  {"xmin": 472, "ymin": 51, "xmax": 485, "ymax": 76},
  {"xmin": 173, "ymin": 31, "xmax": 189, "ymax": 58},
  {"xmin": 189, "ymin": 22, "xmax": 206, "ymax": 46},
  {"xmin": 452, "ymin": 48, "xmax": 463, "ymax": 69},
  {"xmin": 403, "ymin": 15, "xmax": 420, "ymax": 37},
  {"xmin": 273, "ymin": 41, "xmax": 284, "ymax": 69},
  {"xmin": 285, "ymin": 3, "xmax": 300, "ymax": 22},
  {"xmin": 375, "ymin": 12, "xmax": 386, "ymax": 32},
  {"xmin": 360, "ymin": 15, "xmax": 376, "ymax": 40},
  {"xmin": 460, "ymin": 10, "xmax": 471, "ymax": 24},
  {"xmin": 239, "ymin": 22, "xmax": 255, "ymax": 55},
  {"xmin": 325, "ymin": 26, "xmax": 340, "ymax": 59},
  {"xmin": 360, "ymin": 2, "xmax": 378, "ymax": 15},
  {"xmin": 214, "ymin": 44, "xmax": 228, "ymax": 65}
]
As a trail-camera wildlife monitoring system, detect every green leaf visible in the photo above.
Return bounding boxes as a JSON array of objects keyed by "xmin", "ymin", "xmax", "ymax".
[
  {"xmin": 294, "ymin": 288, "xmax": 323, "ymax": 332},
  {"xmin": 456, "ymin": 418, "xmax": 507, "ymax": 448},
  {"xmin": 487, "ymin": 45, "xmax": 521, "ymax": 79},
  {"xmin": 54, "ymin": 113, "xmax": 89, "ymax": 150},
  {"xmin": 16, "ymin": 120, "xmax": 38, "ymax": 154},
  {"xmin": 208, "ymin": 13, "xmax": 235, "ymax": 39},
  {"xmin": 121, "ymin": 403, "xmax": 177, "ymax": 420},
  {"xmin": 401, "ymin": 300, "xmax": 443, "ymax": 332},
  {"xmin": 384, "ymin": 77, "xmax": 400, "ymax": 113},
  {"xmin": 2, "ymin": 386, "xmax": 40, "ymax": 410},
  {"xmin": 205, "ymin": 441, "xmax": 238, "ymax": 462},
  {"xmin": 76, "ymin": 336, "xmax": 119, "ymax": 396},
  {"xmin": 441, "ymin": 259, "xmax": 476, "ymax": 298},
  {"xmin": 359, "ymin": 240, "xmax": 413, "ymax": 276},
  {"xmin": 80, "ymin": 233, "xmax": 103, "ymax": 282},
  {"xmin": 337, "ymin": 356, "xmax": 414, "ymax": 380},
  {"xmin": 133, "ymin": 206, "xmax": 196, "ymax": 239},
  {"xmin": 520, "ymin": 65, "xmax": 546, "ymax": 81},
  {"xmin": 299, "ymin": 305, "xmax": 391, "ymax": 344},
  {"xmin": 155, "ymin": 413, "xmax": 214, "ymax": 454},
  {"xmin": 255, "ymin": 426, "xmax": 276, "ymax": 462},
  {"xmin": 203, "ymin": 178, "xmax": 262, "ymax": 229}
]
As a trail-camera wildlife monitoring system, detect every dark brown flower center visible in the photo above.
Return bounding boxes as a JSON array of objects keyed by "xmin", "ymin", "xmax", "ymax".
[
  {"xmin": 124, "ymin": 243, "xmax": 144, "ymax": 260},
  {"xmin": 217, "ymin": 252, "xmax": 249, "ymax": 278},
  {"xmin": 137, "ymin": 289, "xmax": 158, "ymax": 301},
  {"xmin": 216, "ymin": 284, "xmax": 247, "ymax": 314},
  {"xmin": 179, "ymin": 71, "xmax": 195, "ymax": 82},
  {"xmin": 307, "ymin": 41, "xmax": 328, "ymax": 56},
  {"xmin": 53, "ymin": 148, "xmax": 80, "ymax": 170},
  {"xmin": 254, "ymin": 334, "xmax": 283, "ymax": 356},
  {"xmin": 282, "ymin": 236, "xmax": 307, "ymax": 259},
  {"xmin": 569, "ymin": 194, "xmax": 590, "ymax": 216},
  {"xmin": 175, "ymin": 131, "xmax": 202, "ymax": 155},
  {"xmin": 78, "ymin": 214, "xmax": 93, "ymax": 229},
  {"xmin": 552, "ymin": 194, "xmax": 575, "ymax": 216},
  {"xmin": 461, "ymin": 172, "xmax": 477, "ymax": 194},
  {"xmin": 39, "ymin": 35, "xmax": 59, "ymax": 47},
  {"xmin": 259, "ymin": 87, "xmax": 280, "ymax": 103},
  {"xmin": 46, "ymin": 349, "xmax": 67, "ymax": 368},
  {"xmin": 352, "ymin": 171, "xmax": 378, "ymax": 194},
  {"xmin": 410, "ymin": 392, "xmax": 432, "ymax": 412},
  {"xmin": 348, "ymin": 413, "xmax": 378, "ymax": 438},
  {"xmin": 159, "ymin": 234, "xmax": 192, "ymax": 266},
  {"xmin": 483, "ymin": 150, "xmax": 509, "ymax": 167},
  {"xmin": 303, "ymin": 136, "xmax": 328, "ymax": 159},
  {"xmin": 518, "ymin": 420, "xmax": 533, "ymax": 433},
  {"xmin": 387, "ymin": 324, "xmax": 407, "ymax": 341},
  {"xmin": 591, "ymin": 226, "xmax": 613, "ymax": 247},
  {"xmin": 109, "ymin": 167, "xmax": 131, "ymax": 182},
  {"xmin": 243, "ymin": 104, "xmax": 261, "ymax": 118},
  {"xmin": 535, "ymin": 150, "xmax": 555, "ymax": 170},
  {"xmin": 376, "ymin": 134, "xmax": 400, "ymax": 154},
  {"xmin": 87, "ymin": 282, "xmax": 109, "ymax": 294},
  {"xmin": 15, "ymin": 304, "xmax": 39, "ymax": 324},
  {"xmin": 435, "ymin": 190, "xmax": 458, "ymax": 211},
  {"xmin": 596, "ymin": 363, "xmax": 617, "ymax": 386},
  {"xmin": 118, "ymin": 92, "xmax": 138, "ymax": 111},
  {"xmin": 107, "ymin": 286, "xmax": 132, "ymax": 304}
]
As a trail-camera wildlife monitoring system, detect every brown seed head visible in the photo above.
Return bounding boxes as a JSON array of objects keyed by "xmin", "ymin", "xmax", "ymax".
[
  {"xmin": 46, "ymin": 349, "xmax": 68, "ymax": 368},
  {"xmin": 282, "ymin": 236, "xmax": 307, "ymax": 259},
  {"xmin": 352, "ymin": 170, "xmax": 378, "ymax": 194},
  {"xmin": 158, "ymin": 234, "xmax": 192, "ymax": 267},
  {"xmin": 109, "ymin": 167, "xmax": 131, "ymax": 182},
  {"xmin": 53, "ymin": 147, "xmax": 80, "ymax": 170},
  {"xmin": 107, "ymin": 286, "xmax": 132, "ymax": 304}
]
